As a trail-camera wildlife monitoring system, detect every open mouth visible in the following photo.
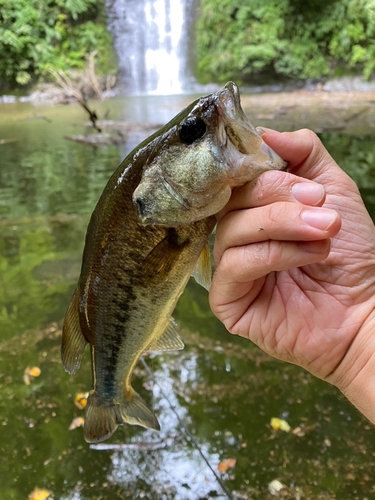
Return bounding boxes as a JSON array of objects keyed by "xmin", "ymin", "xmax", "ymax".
[
  {"xmin": 217, "ymin": 82, "xmax": 288, "ymax": 172},
  {"xmin": 219, "ymin": 82, "xmax": 242, "ymax": 120}
]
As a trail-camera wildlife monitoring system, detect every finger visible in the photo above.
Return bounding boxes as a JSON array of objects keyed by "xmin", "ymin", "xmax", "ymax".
[
  {"xmin": 210, "ymin": 239, "xmax": 331, "ymax": 311},
  {"xmin": 216, "ymin": 170, "xmax": 326, "ymax": 221},
  {"xmin": 214, "ymin": 203, "xmax": 341, "ymax": 264},
  {"xmin": 261, "ymin": 128, "xmax": 343, "ymax": 180}
]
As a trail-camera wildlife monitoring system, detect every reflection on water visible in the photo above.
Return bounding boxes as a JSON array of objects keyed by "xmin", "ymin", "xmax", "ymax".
[
  {"xmin": 1, "ymin": 96, "xmax": 375, "ymax": 499},
  {"xmin": 103, "ymin": 355, "xmax": 227, "ymax": 500}
]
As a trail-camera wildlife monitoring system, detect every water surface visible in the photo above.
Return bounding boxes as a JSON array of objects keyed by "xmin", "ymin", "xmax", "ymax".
[{"xmin": 1, "ymin": 95, "xmax": 375, "ymax": 499}]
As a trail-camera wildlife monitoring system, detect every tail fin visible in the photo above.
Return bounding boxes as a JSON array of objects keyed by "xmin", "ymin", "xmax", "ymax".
[
  {"xmin": 83, "ymin": 390, "xmax": 160, "ymax": 443},
  {"xmin": 84, "ymin": 394, "xmax": 119, "ymax": 443}
]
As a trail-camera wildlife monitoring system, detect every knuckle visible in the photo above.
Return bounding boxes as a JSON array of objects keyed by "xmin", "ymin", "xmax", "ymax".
[
  {"xmin": 299, "ymin": 129, "xmax": 328, "ymax": 164},
  {"xmin": 266, "ymin": 242, "xmax": 285, "ymax": 269},
  {"xmin": 266, "ymin": 202, "xmax": 289, "ymax": 230},
  {"xmin": 218, "ymin": 246, "xmax": 238, "ymax": 276},
  {"xmin": 251, "ymin": 241, "xmax": 284, "ymax": 270},
  {"xmin": 253, "ymin": 170, "xmax": 289, "ymax": 201},
  {"xmin": 298, "ymin": 128, "xmax": 319, "ymax": 142}
]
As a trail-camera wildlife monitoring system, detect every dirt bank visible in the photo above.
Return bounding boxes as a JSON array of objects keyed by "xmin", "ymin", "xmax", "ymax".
[
  {"xmin": 71, "ymin": 89, "xmax": 375, "ymax": 146},
  {"xmin": 240, "ymin": 89, "xmax": 375, "ymax": 135}
]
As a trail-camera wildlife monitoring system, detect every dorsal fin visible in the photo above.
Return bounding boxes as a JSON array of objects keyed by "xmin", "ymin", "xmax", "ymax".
[
  {"xmin": 192, "ymin": 242, "xmax": 212, "ymax": 290},
  {"xmin": 146, "ymin": 318, "xmax": 184, "ymax": 352},
  {"xmin": 61, "ymin": 287, "xmax": 88, "ymax": 374}
]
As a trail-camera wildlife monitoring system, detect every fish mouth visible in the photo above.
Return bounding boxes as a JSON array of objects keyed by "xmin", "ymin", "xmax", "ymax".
[
  {"xmin": 261, "ymin": 141, "xmax": 288, "ymax": 171},
  {"xmin": 216, "ymin": 81, "xmax": 288, "ymax": 172},
  {"xmin": 218, "ymin": 82, "xmax": 242, "ymax": 122}
]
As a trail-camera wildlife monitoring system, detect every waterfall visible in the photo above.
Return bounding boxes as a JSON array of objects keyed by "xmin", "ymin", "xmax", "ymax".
[{"xmin": 106, "ymin": 0, "xmax": 198, "ymax": 94}]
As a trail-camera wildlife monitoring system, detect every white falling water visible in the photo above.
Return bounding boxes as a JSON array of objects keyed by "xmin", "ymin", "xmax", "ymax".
[
  {"xmin": 144, "ymin": 0, "xmax": 183, "ymax": 94},
  {"xmin": 106, "ymin": 0, "xmax": 197, "ymax": 94}
]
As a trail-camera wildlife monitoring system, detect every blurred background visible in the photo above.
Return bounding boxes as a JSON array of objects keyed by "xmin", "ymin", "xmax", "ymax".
[{"xmin": 1, "ymin": 1, "xmax": 375, "ymax": 499}]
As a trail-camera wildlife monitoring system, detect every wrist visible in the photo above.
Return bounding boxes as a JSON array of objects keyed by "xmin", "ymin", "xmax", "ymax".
[{"xmin": 332, "ymin": 310, "xmax": 375, "ymax": 424}]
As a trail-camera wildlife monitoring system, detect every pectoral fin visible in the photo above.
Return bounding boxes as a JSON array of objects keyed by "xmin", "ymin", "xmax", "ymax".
[
  {"xmin": 141, "ymin": 229, "xmax": 188, "ymax": 280},
  {"xmin": 61, "ymin": 288, "xmax": 87, "ymax": 375},
  {"xmin": 147, "ymin": 318, "xmax": 184, "ymax": 352},
  {"xmin": 192, "ymin": 242, "xmax": 212, "ymax": 290}
]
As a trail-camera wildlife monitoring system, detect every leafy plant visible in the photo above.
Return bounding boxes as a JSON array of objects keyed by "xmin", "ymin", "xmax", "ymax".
[
  {"xmin": 196, "ymin": 0, "xmax": 375, "ymax": 84},
  {"xmin": 0, "ymin": 0, "xmax": 116, "ymax": 89}
]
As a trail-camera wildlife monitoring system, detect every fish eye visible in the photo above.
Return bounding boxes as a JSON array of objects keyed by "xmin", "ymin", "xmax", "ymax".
[{"xmin": 179, "ymin": 117, "xmax": 206, "ymax": 144}]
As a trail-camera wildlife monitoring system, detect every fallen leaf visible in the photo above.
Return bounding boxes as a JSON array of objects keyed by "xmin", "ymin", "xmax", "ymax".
[
  {"xmin": 217, "ymin": 458, "xmax": 237, "ymax": 472},
  {"xmin": 270, "ymin": 417, "xmax": 291, "ymax": 432},
  {"xmin": 74, "ymin": 392, "xmax": 89, "ymax": 409},
  {"xmin": 324, "ymin": 438, "xmax": 331, "ymax": 447},
  {"xmin": 291, "ymin": 426, "xmax": 305, "ymax": 436},
  {"xmin": 69, "ymin": 417, "xmax": 84, "ymax": 430},
  {"xmin": 29, "ymin": 366, "xmax": 41, "ymax": 377},
  {"xmin": 28, "ymin": 488, "xmax": 52, "ymax": 500},
  {"xmin": 23, "ymin": 366, "xmax": 41, "ymax": 385},
  {"xmin": 268, "ymin": 479, "xmax": 285, "ymax": 495},
  {"xmin": 292, "ymin": 423, "xmax": 317, "ymax": 436}
]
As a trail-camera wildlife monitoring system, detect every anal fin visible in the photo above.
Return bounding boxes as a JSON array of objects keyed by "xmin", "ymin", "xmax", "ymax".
[
  {"xmin": 120, "ymin": 388, "xmax": 160, "ymax": 431},
  {"xmin": 146, "ymin": 318, "xmax": 184, "ymax": 352},
  {"xmin": 61, "ymin": 287, "xmax": 87, "ymax": 375}
]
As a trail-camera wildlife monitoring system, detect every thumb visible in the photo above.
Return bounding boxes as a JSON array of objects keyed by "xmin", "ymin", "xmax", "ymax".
[{"xmin": 261, "ymin": 128, "xmax": 341, "ymax": 181}]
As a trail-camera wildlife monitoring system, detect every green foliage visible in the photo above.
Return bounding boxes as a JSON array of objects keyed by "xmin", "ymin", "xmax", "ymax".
[
  {"xmin": 196, "ymin": 0, "xmax": 375, "ymax": 84},
  {"xmin": 197, "ymin": 0, "xmax": 288, "ymax": 83},
  {"xmin": 0, "ymin": 0, "xmax": 116, "ymax": 88}
]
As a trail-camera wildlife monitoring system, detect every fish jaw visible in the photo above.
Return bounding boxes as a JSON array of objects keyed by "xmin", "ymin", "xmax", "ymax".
[
  {"xmin": 133, "ymin": 81, "xmax": 287, "ymax": 226},
  {"xmin": 216, "ymin": 81, "xmax": 287, "ymax": 183}
]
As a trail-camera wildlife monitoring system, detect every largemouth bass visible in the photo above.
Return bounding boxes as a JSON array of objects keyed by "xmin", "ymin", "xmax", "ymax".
[{"xmin": 61, "ymin": 82, "xmax": 287, "ymax": 443}]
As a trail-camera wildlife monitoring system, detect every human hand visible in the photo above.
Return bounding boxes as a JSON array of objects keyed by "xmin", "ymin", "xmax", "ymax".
[{"xmin": 209, "ymin": 129, "xmax": 375, "ymax": 407}]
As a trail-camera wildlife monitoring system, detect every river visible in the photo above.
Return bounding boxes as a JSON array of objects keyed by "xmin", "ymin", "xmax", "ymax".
[{"xmin": 1, "ymin": 92, "xmax": 375, "ymax": 499}]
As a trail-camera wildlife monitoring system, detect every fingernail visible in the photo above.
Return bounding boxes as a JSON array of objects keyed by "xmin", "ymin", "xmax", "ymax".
[
  {"xmin": 291, "ymin": 182, "xmax": 325, "ymax": 205},
  {"xmin": 256, "ymin": 126, "xmax": 265, "ymax": 136},
  {"xmin": 301, "ymin": 209, "xmax": 337, "ymax": 230}
]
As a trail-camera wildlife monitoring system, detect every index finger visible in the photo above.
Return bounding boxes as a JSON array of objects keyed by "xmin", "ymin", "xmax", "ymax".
[{"xmin": 215, "ymin": 170, "xmax": 326, "ymax": 222}]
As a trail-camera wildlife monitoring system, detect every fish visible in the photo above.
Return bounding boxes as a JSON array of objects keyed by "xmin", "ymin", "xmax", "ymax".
[{"xmin": 61, "ymin": 82, "xmax": 287, "ymax": 443}]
